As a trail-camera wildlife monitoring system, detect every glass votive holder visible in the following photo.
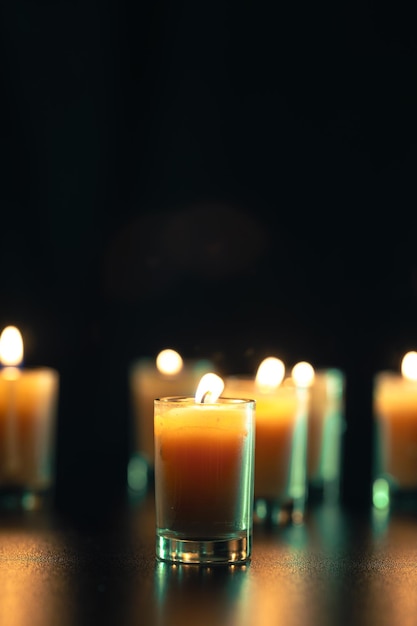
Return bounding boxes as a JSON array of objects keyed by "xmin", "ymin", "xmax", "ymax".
[
  {"xmin": 154, "ymin": 396, "xmax": 255, "ymax": 565},
  {"xmin": 306, "ymin": 368, "xmax": 346, "ymax": 505},
  {"xmin": 373, "ymin": 370, "xmax": 417, "ymax": 511},
  {"xmin": 0, "ymin": 366, "xmax": 59, "ymax": 511},
  {"xmin": 128, "ymin": 355, "xmax": 214, "ymax": 496},
  {"xmin": 223, "ymin": 376, "xmax": 308, "ymax": 526}
]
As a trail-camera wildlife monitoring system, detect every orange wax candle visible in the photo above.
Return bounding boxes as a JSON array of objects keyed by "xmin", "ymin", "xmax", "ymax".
[
  {"xmin": 0, "ymin": 326, "xmax": 59, "ymax": 495},
  {"xmin": 224, "ymin": 375, "xmax": 298, "ymax": 499},
  {"xmin": 154, "ymin": 397, "xmax": 255, "ymax": 538},
  {"xmin": 374, "ymin": 358, "xmax": 417, "ymax": 489},
  {"xmin": 0, "ymin": 368, "xmax": 59, "ymax": 489}
]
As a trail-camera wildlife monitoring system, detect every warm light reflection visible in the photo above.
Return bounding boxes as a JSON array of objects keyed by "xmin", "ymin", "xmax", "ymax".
[
  {"xmin": 0, "ymin": 531, "xmax": 75, "ymax": 626},
  {"xmin": 401, "ymin": 351, "xmax": 417, "ymax": 381},
  {"xmin": 156, "ymin": 349, "xmax": 184, "ymax": 375},
  {"xmin": 154, "ymin": 560, "xmax": 249, "ymax": 626},
  {"xmin": 368, "ymin": 517, "xmax": 417, "ymax": 623},
  {"xmin": 291, "ymin": 361, "xmax": 315, "ymax": 388},
  {"xmin": 255, "ymin": 357, "xmax": 285, "ymax": 390},
  {"xmin": 195, "ymin": 373, "xmax": 224, "ymax": 403},
  {"xmin": 0, "ymin": 326, "xmax": 24, "ymax": 366}
]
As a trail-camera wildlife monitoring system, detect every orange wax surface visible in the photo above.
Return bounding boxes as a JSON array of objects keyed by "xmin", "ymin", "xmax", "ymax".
[
  {"xmin": 0, "ymin": 367, "xmax": 59, "ymax": 488},
  {"xmin": 154, "ymin": 402, "xmax": 253, "ymax": 537},
  {"xmin": 374, "ymin": 373, "xmax": 417, "ymax": 488},
  {"xmin": 224, "ymin": 378, "xmax": 298, "ymax": 499}
]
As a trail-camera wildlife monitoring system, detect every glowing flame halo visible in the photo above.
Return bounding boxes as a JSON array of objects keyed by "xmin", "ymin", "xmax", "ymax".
[
  {"xmin": 401, "ymin": 351, "xmax": 417, "ymax": 381},
  {"xmin": 0, "ymin": 326, "xmax": 24, "ymax": 367},
  {"xmin": 291, "ymin": 361, "xmax": 315, "ymax": 388},
  {"xmin": 255, "ymin": 357, "xmax": 285, "ymax": 390},
  {"xmin": 156, "ymin": 349, "xmax": 184, "ymax": 376}
]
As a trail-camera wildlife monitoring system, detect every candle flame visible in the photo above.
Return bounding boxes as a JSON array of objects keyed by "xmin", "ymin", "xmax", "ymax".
[
  {"xmin": 0, "ymin": 326, "xmax": 24, "ymax": 366},
  {"xmin": 255, "ymin": 357, "xmax": 285, "ymax": 390},
  {"xmin": 195, "ymin": 373, "xmax": 224, "ymax": 403},
  {"xmin": 156, "ymin": 349, "xmax": 183, "ymax": 375},
  {"xmin": 401, "ymin": 351, "xmax": 417, "ymax": 381},
  {"xmin": 291, "ymin": 361, "xmax": 315, "ymax": 388}
]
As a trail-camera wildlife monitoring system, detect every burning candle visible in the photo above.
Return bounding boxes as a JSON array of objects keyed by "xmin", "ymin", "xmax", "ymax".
[
  {"xmin": 0, "ymin": 326, "xmax": 59, "ymax": 510},
  {"xmin": 224, "ymin": 357, "xmax": 310, "ymax": 525},
  {"xmin": 128, "ymin": 350, "xmax": 214, "ymax": 492},
  {"xmin": 373, "ymin": 351, "xmax": 417, "ymax": 510},
  {"xmin": 154, "ymin": 373, "xmax": 255, "ymax": 565}
]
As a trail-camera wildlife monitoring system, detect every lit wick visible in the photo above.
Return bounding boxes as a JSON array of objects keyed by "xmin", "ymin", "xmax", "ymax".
[{"xmin": 195, "ymin": 373, "xmax": 224, "ymax": 404}]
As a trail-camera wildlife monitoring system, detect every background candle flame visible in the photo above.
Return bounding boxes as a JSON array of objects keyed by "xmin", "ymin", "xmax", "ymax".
[
  {"xmin": 291, "ymin": 361, "xmax": 315, "ymax": 388},
  {"xmin": 401, "ymin": 351, "xmax": 417, "ymax": 381},
  {"xmin": 156, "ymin": 349, "xmax": 184, "ymax": 375},
  {"xmin": 255, "ymin": 357, "xmax": 285, "ymax": 390},
  {"xmin": 195, "ymin": 373, "xmax": 224, "ymax": 403},
  {"xmin": 0, "ymin": 326, "xmax": 24, "ymax": 367}
]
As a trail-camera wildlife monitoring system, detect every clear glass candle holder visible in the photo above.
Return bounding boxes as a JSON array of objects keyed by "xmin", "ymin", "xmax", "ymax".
[
  {"xmin": 373, "ymin": 371, "xmax": 417, "ymax": 511},
  {"xmin": 154, "ymin": 396, "xmax": 255, "ymax": 565},
  {"xmin": 306, "ymin": 368, "xmax": 346, "ymax": 505},
  {"xmin": 0, "ymin": 366, "xmax": 59, "ymax": 511}
]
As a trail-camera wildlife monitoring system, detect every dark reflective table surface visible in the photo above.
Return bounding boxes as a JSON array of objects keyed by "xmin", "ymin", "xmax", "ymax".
[{"xmin": 1, "ymin": 494, "xmax": 417, "ymax": 626}]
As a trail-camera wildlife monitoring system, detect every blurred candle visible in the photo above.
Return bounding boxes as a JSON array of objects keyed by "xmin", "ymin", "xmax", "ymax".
[
  {"xmin": 154, "ymin": 373, "xmax": 255, "ymax": 564},
  {"xmin": 128, "ymin": 349, "xmax": 214, "ymax": 491},
  {"xmin": 373, "ymin": 351, "xmax": 417, "ymax": 509},
  {"xmin": 290, "ymin": 361, "xmax": 314, "ymax": 510},
  {"xmin": 224, "ymin": 357, "xmax": 308, "ymax": 524},
  {"xmin": 0, "ymin": 326, "xmax": 59, "ymax": 509}
]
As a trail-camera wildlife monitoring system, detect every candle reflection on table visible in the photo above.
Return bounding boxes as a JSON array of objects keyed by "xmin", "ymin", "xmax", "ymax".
[{"xmin": 154, "ymin": 560, "xmax": 249, "ymax": 626}]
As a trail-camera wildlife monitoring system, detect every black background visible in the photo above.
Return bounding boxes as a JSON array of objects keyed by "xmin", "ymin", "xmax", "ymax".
[{"xmin": 1, "ymin": 1, "xmax": 417, "ymax": 518}]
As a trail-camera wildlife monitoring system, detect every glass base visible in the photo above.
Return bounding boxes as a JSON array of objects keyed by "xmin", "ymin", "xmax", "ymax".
[
  {"xmin": 0, "ymin": 487, "xmax": 53, "ymax": 512},
  {"xmin": 156, "ymin": 531, "xmax": 251, "ymax": 565},
  {"xmin": 253, "ymin": 497, "xmax": 305, "ymax": 526}
]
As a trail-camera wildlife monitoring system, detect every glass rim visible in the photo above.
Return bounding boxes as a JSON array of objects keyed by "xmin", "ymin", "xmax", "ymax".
[{"xmin": 154, "ymin": 395, "xmax": 256, "ymax": 406}]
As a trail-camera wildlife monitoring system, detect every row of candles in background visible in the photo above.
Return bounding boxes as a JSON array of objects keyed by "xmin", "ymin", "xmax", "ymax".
[
  {"xmin": 129, "ymin": 349, "xmax": 345, "ymax": 527},
  {"xmin": 0, "ymin": 324, "xmax": 417, "ymax": 516},
  {"xmin": 129, "ymin": 347, "xmax": 417, "ymax": 520}
]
